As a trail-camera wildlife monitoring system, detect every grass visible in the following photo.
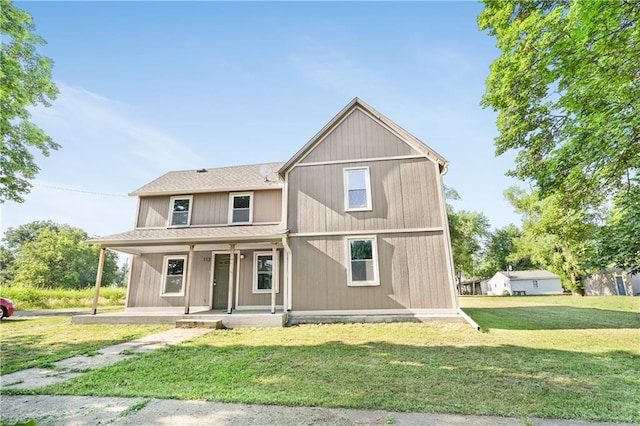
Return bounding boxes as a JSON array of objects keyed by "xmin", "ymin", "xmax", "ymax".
[
  {"xmin": 0, "ymin": 286, "xmax": 127, "ymax": 310},
  {"xmin": 0, "ymin": 316, "xmax": 170, "ymax": 375},
  {"xmin": 2, "ymin": 296, "xmax": 639, "ymax": 422}
]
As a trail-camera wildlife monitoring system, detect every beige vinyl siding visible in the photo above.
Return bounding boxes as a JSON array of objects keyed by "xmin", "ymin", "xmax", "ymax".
[
  {"xmin": 137, "ymin": 190, "xmax": 282, "ymax": 228},
  {"xmin": 253, "ymin": 190, "xmax": 282, "ymax": 223},
  {"xmin": 290, "ymin": 233, "xmax": 453, "ymax": 311},
  {"xmin": 191, "ymin": 193, "xmax": 229, "ymax": 225},
  {"xmin": 288, "ymin": 158, "xmax": 441, "ymax": 233},
  {"xmin": 137, "ymin": 196, "xmax": 170, "ymax": 228},
  {"xmin": 236, "ymin": 249, "xmax": 284, "ymax": 307},
  {"xmin": 300, "ymin": 108, "xmax": 420, "ymax": 164},
  {"xmin": 127, "ymin": 252, "xmax": 212, "ymax": 308}
]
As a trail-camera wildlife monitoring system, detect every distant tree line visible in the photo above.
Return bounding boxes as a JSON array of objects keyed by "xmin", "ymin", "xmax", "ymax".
[{"xmin": 0, "ymin": 221, "xmax": 126, "ymax": 289}]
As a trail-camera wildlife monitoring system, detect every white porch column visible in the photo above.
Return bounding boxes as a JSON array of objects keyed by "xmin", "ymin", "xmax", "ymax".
[
  {"xmin": 271, "ymin": 243, "xmax": 278, "ymax": 314},
  {"xmin": 227, "ymin": 243, "xmax": 236, "ymax": 314},
  {"xmin": 92, "ymin": 247, "xmax": 106, "ymax": 315},
  {"xmin": 184, "ymin": 244, "xmax": 195, "ymax": 314}
]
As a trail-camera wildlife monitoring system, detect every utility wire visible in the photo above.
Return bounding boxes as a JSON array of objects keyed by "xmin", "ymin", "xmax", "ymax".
[{"xmin": 35, "ymin": 184, "xmax": 128, "ymax": 198}]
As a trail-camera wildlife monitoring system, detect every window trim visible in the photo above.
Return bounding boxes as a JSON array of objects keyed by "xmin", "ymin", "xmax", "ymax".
[
  {"xmin": 343, "ymin": 167, "xmax": 372, "ymax": 212},
  {"xmin": 160, "ymin": 255, "xmax": 187, "ymax": 297},
  {"xmin": 346, "ymin": 236, "xmax": 380, "ymax": 286},
  {"xmin": 228, "ymin": 192, "xmax": 254, "ymax": 224},
  {"xmin": 168, "ymin": 195, "xmax": 193, "ymax": 227},
  {"xmin": 252, "ymin": 251, "xmax": 279, "ymax": 294}
]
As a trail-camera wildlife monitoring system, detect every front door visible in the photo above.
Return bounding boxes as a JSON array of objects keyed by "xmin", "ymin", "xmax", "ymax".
[
  {"xmin": 615, "ymin": 276, "xmax": 627, "ymax": 296},
  {"xmin": 213, "ymin": 254, "xmax": 231, "ymax": 309}
]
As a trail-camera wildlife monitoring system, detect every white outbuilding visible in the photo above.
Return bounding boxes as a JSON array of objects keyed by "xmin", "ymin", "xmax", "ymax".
[{"xmin": 487, "ymin": 270, "xmax": 564, "ymax": 296}]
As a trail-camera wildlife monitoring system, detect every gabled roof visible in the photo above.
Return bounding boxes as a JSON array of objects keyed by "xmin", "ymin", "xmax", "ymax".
[
  {"xmin": 130, "ymin": 162, "xmax": 284, "ymax": 196},
  {"xmin": 497, "ymin": 270, "xmax": 561, "ymax": 280},
  {"xmin": 279, "ymin": 97, "xmax": 448, "ymax": 175}
]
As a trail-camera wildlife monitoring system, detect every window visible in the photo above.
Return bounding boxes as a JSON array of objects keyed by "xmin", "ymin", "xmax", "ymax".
[
  {"xmin": 161, "ymin": 255, "xmax": 187, "ymax": 296},
  {"xmin": 169, "ymin": 196, "xmax": 192, "ymax": 226},
  {"xmin": 229, "ymin": 192, "xmax": 253, "ymax": 224},
  {"xmin": 253, "ymin": 252, "xmax": 278, "ymax": 293},
  {"xmin": 347, "ymin": 237, "xmax": 379, "ymax": 286},
  {"xmin": 344, "ymin": 167, "xmax": 372, "ymax": 211},
  {"xmin": 533, "ymin": 280, "xmax": 539, "ymax": 288}
]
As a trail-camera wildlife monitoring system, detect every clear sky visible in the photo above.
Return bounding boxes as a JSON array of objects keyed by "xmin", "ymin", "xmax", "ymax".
[{"xmin": 2, "ymin": 1, "xmax": 523, "ymax": 243}]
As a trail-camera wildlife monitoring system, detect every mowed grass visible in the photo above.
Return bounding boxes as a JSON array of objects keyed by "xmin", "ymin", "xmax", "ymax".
[
  {"xmin": 14, "ymin": 295, "xmax": 638, "ymax": 423},
  {"xmin": 0, "ymin": 316, "xmax": 170, "ymax": 375}
]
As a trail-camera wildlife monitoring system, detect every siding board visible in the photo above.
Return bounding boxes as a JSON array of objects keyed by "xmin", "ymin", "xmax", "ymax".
[
  {"xmin": 137, "ymin": 197, "xmax": 169, "ymax": 228},
  {"xmin": 300, "ymin": 109, "xmax": 419, "ymax": 164}
]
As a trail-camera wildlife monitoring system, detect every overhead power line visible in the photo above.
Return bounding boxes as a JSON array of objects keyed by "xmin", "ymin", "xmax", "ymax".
[{"xmin": 35, "ymin": 184, "xmax": 128, "ymax": 198}]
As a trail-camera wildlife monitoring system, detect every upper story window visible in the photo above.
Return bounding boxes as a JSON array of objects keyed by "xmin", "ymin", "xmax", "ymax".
[
  {"xmin": 229, "ymin": 192, "xmax": 253, "ymax": 224},
  {"xmin": 344, "ymin": 167, "xmax": 372, "ymax": 211},
  {"xmin": 346, "ymin": 236, "xmax": 379, "ymax": 286},
  {"xmin": 169, "ymin": 196, "xmax": 192, "ymax": 227}
]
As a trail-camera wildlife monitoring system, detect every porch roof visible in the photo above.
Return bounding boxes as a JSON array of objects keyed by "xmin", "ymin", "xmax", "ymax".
[{"xmin": 88, "ymin": 224, "xmax": 288, "ymax": 249}]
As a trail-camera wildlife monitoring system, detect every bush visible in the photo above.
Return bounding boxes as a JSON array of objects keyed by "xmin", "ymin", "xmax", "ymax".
[{"xmin": 0, "ymin": 286, "xmax": 126, "ymax": 310}]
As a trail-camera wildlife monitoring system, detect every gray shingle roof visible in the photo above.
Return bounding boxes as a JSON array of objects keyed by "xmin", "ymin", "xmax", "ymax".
[
  {"xmin": 89, "ymin": 224, "xmax": 287, "ymax": 246},
  {"xmin": 130, "ymin": 162, "xmax": 285, "ymax": 196},
  {"xmin": 498, "ymin": 270, "xmax": 561, "ymax": 280}
]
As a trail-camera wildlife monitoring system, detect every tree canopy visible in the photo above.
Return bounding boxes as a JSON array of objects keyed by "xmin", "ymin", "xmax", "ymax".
[
  {"xmin": 479, "ymin": 0, "xmax": 639, "ymax": 272},
  {"xmin": 1, "ymin": 221, "xmax": 117, "ymax": 289},
  {"xmin": 0, "ymin": 0, "xmax": 59, "ymax": 203}
]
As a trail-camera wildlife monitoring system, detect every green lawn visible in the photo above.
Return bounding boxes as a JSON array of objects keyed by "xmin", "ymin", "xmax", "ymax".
[
  {"xmin": 0, "ymin": 316, "xmax": 170, "ymax": 375},
  {"xmin": 2, "ymin": 296, "xmax": 639, "ymax": 422}
]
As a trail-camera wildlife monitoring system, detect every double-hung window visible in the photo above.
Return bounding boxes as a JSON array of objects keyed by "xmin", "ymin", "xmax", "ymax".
[
  {"xmin": 161, "ymin": 255, "xmax": 187, "ymax": 296},
  {"xmin": 229, "ymin": 192, "xmax": 253, "ymax": 224},
  {"xmin": 346, "ymin": 236, "xmax": 379, "ymax": 286},
  {"xmin": 344, "ymin": 167, "xmax": 372, "ymax": 211},
  {"xmin": 253, "ymin": 252, "xmax": 278, "ymax": 293},
  {"xmin": 169, "ymin": 196, "xmax": 192, "ymax": 226}
]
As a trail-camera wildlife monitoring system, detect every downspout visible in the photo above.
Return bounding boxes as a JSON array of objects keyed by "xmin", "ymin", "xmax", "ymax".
[
  {"xmin": 282, "ymin": 236, "xmax": 293, "ymax": 312},
  {"xmin": 458, "ymin": 308, "xmax": 481, "ymax": 331},
  {"xmin": 436, "ymin": 161, "xmax": 459, "ymax": 311}
]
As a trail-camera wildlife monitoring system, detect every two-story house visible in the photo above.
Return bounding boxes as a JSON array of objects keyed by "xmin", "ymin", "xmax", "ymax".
[{"xmin": 88, "ymin": 98, "xmax": 459, "ymax": 324}]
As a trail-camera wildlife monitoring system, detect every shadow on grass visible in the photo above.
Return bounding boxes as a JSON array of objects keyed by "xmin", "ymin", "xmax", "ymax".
[
  {"xmin": 27, "ymin": 340, "xmax": 640, "ymax": 423},
  {"xmin": 462, "ymin": 306, "xmax": 640, "ymax": 331}
]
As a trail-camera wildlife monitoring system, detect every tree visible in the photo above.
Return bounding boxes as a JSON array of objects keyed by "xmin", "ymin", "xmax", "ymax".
[
  {"xmin": 478, "ymin": 224, "xmax": 536, "ymax": 278},
  {"xmin": 504, "ymin": 187, "xmax": 597, "ymax": 292},
  {"xmin": 1, "ymin": 221, "xmax": 117, "ymax": 289},
  {"xmin": 446, "ymin": 188, "xmax": 491, "ymax": 283},
  {"xmin": 479, "ymin": 0, "xmax": 639, "ymax": 271},
  {"xmin": 1, "ymin": 0, "xmax": 59, "ymax": 203}
]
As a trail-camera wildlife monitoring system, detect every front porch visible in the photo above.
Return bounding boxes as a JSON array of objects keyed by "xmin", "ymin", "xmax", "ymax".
[{"xmin": 73, "ymin": 308, "xmax": 288, "ymax": 328}]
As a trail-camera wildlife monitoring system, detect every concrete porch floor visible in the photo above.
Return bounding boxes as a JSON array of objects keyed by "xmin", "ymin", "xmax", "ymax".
[{"xmin": 72, "ymin": 308, "xmax": 288, "ymax": 328}]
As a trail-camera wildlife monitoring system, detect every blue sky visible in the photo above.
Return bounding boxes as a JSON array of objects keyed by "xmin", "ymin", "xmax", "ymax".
[{"xmin": 2, "ymin": 1, "xmax": 522, "ymax": 241}]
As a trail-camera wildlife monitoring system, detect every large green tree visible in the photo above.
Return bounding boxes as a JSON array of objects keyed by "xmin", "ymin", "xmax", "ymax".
[
  {"xmin": 504, "ymin": 187, "xmax": 597, "ymax": 292},
  {"xmin": 1, "ymin": 0, "xmax": 59, "ymax": 203},
  {"xmin": 446, "ymin": 188, "xmax": 491, "ymax": 283},
  {"xmin": 1, "ymin": 221, "xmax": 117, "ymax": 289},
  {"xmin": 479, "ymin": 0, "xmax": 639, "ymax": 272},
  {"xmin": 478, "ymin": 224, "xmax": 536, "ymax": 278}
]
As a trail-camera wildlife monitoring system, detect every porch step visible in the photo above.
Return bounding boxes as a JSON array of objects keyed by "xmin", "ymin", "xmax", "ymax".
[{"xmin": 175, "ymin": 319, "xmax": 223, "ymax": 329}]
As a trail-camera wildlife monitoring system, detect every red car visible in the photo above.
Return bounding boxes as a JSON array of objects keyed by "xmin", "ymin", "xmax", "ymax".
[{"xmin": 1, "ymin": 297, "xmax": 14, "ymax": 319}]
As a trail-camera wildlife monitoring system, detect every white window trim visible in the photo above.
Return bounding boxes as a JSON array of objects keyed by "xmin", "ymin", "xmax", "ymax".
[
  {"xmin": 343, "ymin": 167, "xmax": 372, "ymax": 212},
  {"xmin": 346, "ymin": 235, "xmax": 380, "ymax": 286},
  {"xmin": 160, "ymin": 255, "xmax": 187, "ymax": 297},
  {"xmin": 252, "ymin": 251, "xmax": 279, "ymax": 294},
  {"xmin": 168, "ymin": 195, "xmax": 193, "ymax": 227},
  {"xmin": 228, "ymin": 192, "xmax": 254, "ymax": 224}
]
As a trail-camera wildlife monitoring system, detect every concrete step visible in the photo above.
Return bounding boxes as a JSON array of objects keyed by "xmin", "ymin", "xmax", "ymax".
[{"xmin": 175, "ymin": 319, "xmax": 223, "ymax": 329}]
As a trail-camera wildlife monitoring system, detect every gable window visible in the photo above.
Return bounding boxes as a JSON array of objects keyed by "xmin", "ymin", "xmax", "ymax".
[
  {"xmin": 253, "ymin": 252, "xmax": 278, "ymax": 293},
  {"xmin": 161, "ymin": 255, "xmax": 187, "ymax": 296},
  {"xmin": 229, "ymin": 192, "xmax": 253, "ymax": 224},
  {"xmin": 346, "ymin": 236, "xmax": 379, "ymax": 286},
  {"xmin": 344, "ymin": 167, "xmax": 372, "ymax": 211},
  {"xmin": 169, "ymin": 196, "xmax": 192, "ymax": 226}
]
